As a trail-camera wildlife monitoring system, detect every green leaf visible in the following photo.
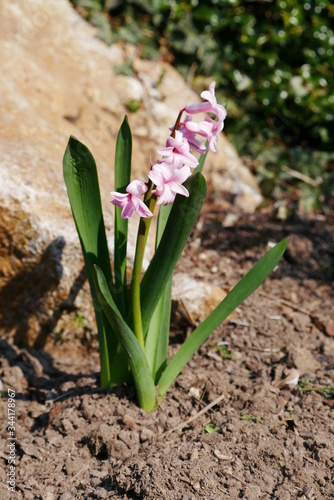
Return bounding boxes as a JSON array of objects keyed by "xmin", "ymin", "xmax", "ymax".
[
  {"xmin": 204, "ymin": 423, "xmax": 221, "ymax": 434},
  {"xmin": 155, "ymin": 202, "xmax": 173, "ymax": 246},
  {"xmin": 94, "ymin": 265, "xmax": 157, "ymax": 412},
  {"xmin": 114, "ymin": 116, "xmax": 132, "ymax": 318},
  {"xmin": 193, "ymin": 142, "xmax": 209, "ymax": 174},
  {"xmin": 145, "ymin": 203, "xmax": 172, "ymax": 381},
  {"xmin": 145, "ymin": 274, "xmax": 172, "ymax": 382},
  {"xmin": 140, "ymin": 173, "xmax": 207, "ymax": 334},
  {"xmin": 63, "ymin": 136, "xmax": 120, "ymax": 388},
  {"xmin": 157, "ymin": 238, "xmax": 288, "ymax": 397}
]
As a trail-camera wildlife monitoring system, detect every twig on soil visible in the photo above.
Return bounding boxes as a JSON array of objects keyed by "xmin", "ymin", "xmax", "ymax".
[
  {"xmin": 71, "ymin": 464, "xmax": 90, "ymax": 482},
  {"xmin": 223, "ymin": 469, "xmax": 250, "ymax": 488},
  {"xmin": 45, "ymin": 390, "xmax": 77, "ymax": 403},
  {"xmin": 165, "ymin": 393, "xmax": 225, "ymax": 435},
  {"xmin": 282, "ymin": 165, "xmax": 322, "ymax": 187},
  {"xmin": 247, "ymin": 346, "xmax": 280, "ymax": 353},
  {"xmin": 258, "ymin": 291, "xmax": 311, "ymax": 316}
]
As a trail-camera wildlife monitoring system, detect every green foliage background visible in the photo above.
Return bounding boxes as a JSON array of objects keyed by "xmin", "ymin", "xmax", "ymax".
[{"xmin": 70, "ymin": 0, "xmax": 334, "ymax": 212}]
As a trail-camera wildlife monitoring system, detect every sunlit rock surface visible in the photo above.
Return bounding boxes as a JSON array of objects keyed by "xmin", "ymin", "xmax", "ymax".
[{"xmin": 0, "ymin": 0, "xmax": 261, "ymax": 346}]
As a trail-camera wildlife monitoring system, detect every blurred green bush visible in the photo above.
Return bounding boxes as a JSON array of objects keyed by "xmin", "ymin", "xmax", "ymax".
[{"xmin": 70, "ymin": 0, "xmax": 334, "ymax": 212}]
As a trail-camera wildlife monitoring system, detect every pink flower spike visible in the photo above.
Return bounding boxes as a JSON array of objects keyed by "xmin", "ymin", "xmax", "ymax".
[
  {"xmin": 148, "ymin": 162, "xmax": 191, "ymax": 206},
  {"xmin": 157, "ymin": 130, "xmax": 198, "ymax": 169},
  {"xmin": 110, "ymin": 180, "xmax": 153, "ymax": 219}
]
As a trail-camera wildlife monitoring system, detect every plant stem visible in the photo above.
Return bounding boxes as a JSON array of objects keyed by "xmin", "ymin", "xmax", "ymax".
[
  {"xmin": 130, "ymin": 181, "xmax": 156, "ymax": 348},
  {"xmin": 171, "ymin": 110, "xmax": 183, "ymax": 138}
]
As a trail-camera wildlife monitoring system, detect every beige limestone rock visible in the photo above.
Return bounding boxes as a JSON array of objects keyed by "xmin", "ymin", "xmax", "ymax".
[
  {"xmin": 289, "ymin": 346, "xmax": 321, "ymax": 375},
  {"xmin": 172, "ymin": 273, "xmax": 237, "ymax": 325},
  {"xmin": 0, "ymin": 0, "xmax": 260, "ymax": 346}
]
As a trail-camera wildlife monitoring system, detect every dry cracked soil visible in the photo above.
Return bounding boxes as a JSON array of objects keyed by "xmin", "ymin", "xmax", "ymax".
[{"xmin": 0, "ymin": 207, "xmax": 333, "ymax": 499}]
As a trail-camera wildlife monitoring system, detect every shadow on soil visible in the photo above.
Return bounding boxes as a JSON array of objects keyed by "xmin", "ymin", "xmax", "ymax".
[{"xmin": 200, "ymin": 211, "xmax": 333, "ymax": 282}]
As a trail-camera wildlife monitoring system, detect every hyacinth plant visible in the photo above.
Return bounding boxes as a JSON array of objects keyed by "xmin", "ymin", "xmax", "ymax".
[{"xmin": 63, "ymin": 82, "xmax": 288, "ymax": 411}]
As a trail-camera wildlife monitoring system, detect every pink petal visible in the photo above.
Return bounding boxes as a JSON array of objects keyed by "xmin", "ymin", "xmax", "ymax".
[
  {"xmin": 149, "ymin": 162, "xmax": 173, "ymax": 186},
  {"xmin": 179, "ymin": 127, "xmax": 207, "ymax": 154},
  {"xmin": 169, "ymin": 182, "xmax": 189, "ymax": 198},
  {"xmin": 135, "ymin": 199, "xmax": 153, "ymax": 218},
  {"xmin": 181, "ymin": 151, "xmax": 199, "ymax": 169},
  {"xmin": 200, "ymin": 81, "xmax": 217, "ymax": 105},
  {"xmin": 126, "ymin": 180, "xmax": 148, "ymax": 197},
  {"xmin": 172, "ymin": 165, "xmax": 191, "ymax": 183},
  {"xmin": 158, "ymin": 162, "xmax": 174, "ymax": 181},
  {"xmin": 156, "ymin": 185, "xmax": 175, "ymax": 206},
  {"xmin": 214, "ymin": 105, "xmax": 227, "ymax": 127},
  {"xmin": 111, "ymin": 192, "xmax": 129, "ymax": 208},
  {"xmin": 157, "ymin": 146, "xmax": 174, "ymax": 156},
  {"xmin": 184, "ymin": 102, "xmax": 213, "ymax": 115},
  {"xmin": 200, "ymin": 81, "xmax": 216, "ymax": 106},
  {"xmin": 121, "ymin": 201, "xmax": 135, "ymax": 219},
  {"xmin": 184, "ymin": 120, "xmax": 213, "ymax": 137},
  {"xmin": 148, "ymin": 170, "xmax": 163, "ymax": 186}
]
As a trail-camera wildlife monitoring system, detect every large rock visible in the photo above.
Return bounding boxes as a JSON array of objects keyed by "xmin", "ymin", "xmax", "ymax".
[{"xmin": 0, "ymin": 0, "xmax": 261, "ymax": 346}]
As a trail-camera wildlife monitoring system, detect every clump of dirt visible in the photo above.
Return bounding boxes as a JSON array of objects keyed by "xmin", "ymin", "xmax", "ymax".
[{"xmin": 0, "ymin": 210, "xmax": 333, "ymax": 499}]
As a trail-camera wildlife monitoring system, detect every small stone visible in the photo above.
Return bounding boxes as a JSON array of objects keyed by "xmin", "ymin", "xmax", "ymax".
[
  {"xmin": 20, "ymin": 443, "xmax": 43, "ymax": 460},
  {"xmin": 289, "ymin": 346, "xmax": 321, "ymax": 374},
  {"xmin": 122, "ymin": 413, "xmax": 138, "ymax": 430},
  {"xmin": 59, "ymin": 493, "xmax": 75, "ymax": 500},
  {"xmin": 285, "ymin": 235, "xmax": 313, "ymax": 263},
  {"xmin": 325, "ymin": 323, "xmax": 334, "ymax": 337},
  {"xmin": 140, "ymin": 428, "xmax": 154, "ymax": 443},
  {"xmin": 61, "ymin": 418, "xmax": 74, "ymax": 433},
  {"xmin": 173, "ymin": 273, "xmax": 233, "ymax": 324},
  {"xmin": 23, "ymin": 493, "xmax": 35, "ymax": 500},
  {"xmin": 94, "ymin": 488, "xmax": 107, "ymax": 499},
  {"xmin": 60, "ymin": 381, "xmax": 76, "ymax": 392},
  {"xmin": 189, "ymin": 387, "xmax": 202, "ymax": 400}
]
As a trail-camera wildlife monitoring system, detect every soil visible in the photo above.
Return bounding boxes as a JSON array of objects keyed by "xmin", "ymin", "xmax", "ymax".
[{"xmin": 1, "ymin": 207, "xmax": 333, "ymax": 499}]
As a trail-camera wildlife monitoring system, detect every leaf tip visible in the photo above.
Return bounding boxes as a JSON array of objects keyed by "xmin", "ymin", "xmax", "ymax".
[
  {"xmin": 281, "ymin": 236, "xmax": 289, "ymax": 251},
  {"xmin": 70, "ymin": 135, "xmax": 78, "ymax": 140}
]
